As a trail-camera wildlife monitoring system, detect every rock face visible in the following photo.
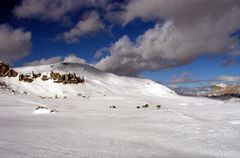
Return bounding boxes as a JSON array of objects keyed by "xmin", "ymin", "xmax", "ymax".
[
  {"xmin": 0, "ymin": 62, "xmax": 18, "ymax": 77},
  {"xmin": 4, "ymin": 69, "xmax": 18, "ymax": 77},
  {"xmin": 50, "ymin": 71, "xmax": 85, "ymax": 84},
  {"xmin": 0, "ymin": 62, "xmax": 85, "ymax": 85},
  {"xmin": 0, "ymin": 63, "xmax": 10, "ymax": 76}
]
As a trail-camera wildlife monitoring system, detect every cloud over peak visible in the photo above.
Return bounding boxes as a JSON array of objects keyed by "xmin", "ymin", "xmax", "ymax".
[{"xmin": 24, "ymin": 54, "xmax": 85, "ymax": 66}]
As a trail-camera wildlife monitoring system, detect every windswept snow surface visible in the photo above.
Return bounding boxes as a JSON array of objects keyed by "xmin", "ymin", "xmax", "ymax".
[
  {"xmin": 0, "ymin": 63, "xmax": 240, "ymax": 158},
  {"xmin": 0, "ymin": 93, "xmax": 240, "ymax": 158}
]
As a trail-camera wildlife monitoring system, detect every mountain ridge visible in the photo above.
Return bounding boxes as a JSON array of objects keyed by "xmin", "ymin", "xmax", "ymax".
[{"xmin": 0, "ymin": 62, "xmax": 176, "ymax": 98}]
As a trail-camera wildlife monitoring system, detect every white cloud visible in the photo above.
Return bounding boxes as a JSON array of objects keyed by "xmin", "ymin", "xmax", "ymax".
[
  {"xmin": 24, "ymin": 56, "xmax": 62, "ymax": 66},
  {"xmin": 215, "ymin": 75, "xmax": 240, "ymax": 82},
  {"xmin": 24, "ymin": 54, "xmax": 86, "ymax": 66},
  {"xmin": 0, "ymin": 24, "xmax": 31, "ymax": 63},
  {"xmin": 96, "ymin": 0, "xmax": 240, "ymax": 76},
  {"xmin": 14, "ymin": 0, "xmax": 107, "ymax": 21},
  {"xmin": 62, "ymin": 12, "xmax": 104, "ymax": 43}
]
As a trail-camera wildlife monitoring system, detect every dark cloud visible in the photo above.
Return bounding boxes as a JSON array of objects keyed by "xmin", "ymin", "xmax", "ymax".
[
  {"xmin": 0, "ymin": 24, "xmax": 31, "ymax": 63},
  {"xmin": 96, "ymin": 0, "xmax": 240, "ymax": 76}
]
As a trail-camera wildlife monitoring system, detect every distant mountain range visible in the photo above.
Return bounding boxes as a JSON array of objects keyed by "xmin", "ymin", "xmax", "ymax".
[{"xmin": 172, "ymin": 83, "xmax": 240, "ymax": 101}]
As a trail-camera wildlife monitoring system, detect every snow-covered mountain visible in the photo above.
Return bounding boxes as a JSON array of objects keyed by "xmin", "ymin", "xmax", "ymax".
[
  {"xmin": 214, "ymin": 83, "xmax": 228, "ymax": 88},
  {"xmin": 0, "ymin": 62, "xmax": 175, "ymax": 98}
]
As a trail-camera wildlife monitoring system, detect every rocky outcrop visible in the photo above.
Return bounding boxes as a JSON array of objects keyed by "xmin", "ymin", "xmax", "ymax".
[
  {"xmin": 4, "ymin": 69, "xmax": 18, "ymax": 77},
  {"xmin": 50, "ymin": 71, "xmax": 85, "ymax": 84},
  {"xmin": 208, "ymin": 84, "xmax": 240, "ymax": 100},
  {"xmin": 0, "ymin": 62, "xmax": 85, "ymax": 85},
  {"xmin": 0, "ymin": 62, "xmax": 18, "ymax": 77},
  {"xmin": 19, "ymin": 74, "xmax": 33, "ymax": 83},
  {"xmin": 0, "ymin": 63, "xmax": 10, "ymax": 76},
  {"xmin": 32, "ymin": 71, "xmax": 41, "ymax": 79},
  {"xmin": 210, "ymin": 85, "xmax": 240, "ymax": 96}
]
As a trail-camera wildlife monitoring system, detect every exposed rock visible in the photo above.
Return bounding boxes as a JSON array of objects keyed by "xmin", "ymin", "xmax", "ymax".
[
  {"xmin": 209, "ymin": 85, "xmax": 240, "ymax": 97},
  {"xmin": 32, "ymin": 71, "xmax": 41, "ymax": 79},
  {"xmin": 0, "ymin": 62, "xmax": 10, "ymax": 77},
  {"xmin": 207, "ymin": 84, "xmax": 240, "ymax": 101},
  {"xmin": 4, "ymin": 69, "xmax": 18, "ymax": 77},
  {"xmin": 142, "ymin": 104, "xmax": 149, "ymax": 108},
  {"xmin": 0, "ymin": 80, "xmax": 17, "ymax": 94},
  {"xmin": 19, "ymin": 74, "xmax": 33, "ymax": 83},
  {"xmin": 39, "ymin": 96, "xmax": 47, "ymax": 99},
  {"xmin": 50, "ymin": 71, "xmax": 85, "ymax": 84},
  {"xmin": 156, "ymin": 105, "xmax": 161, "ymax": 110},
  {"xmin": 50, "ymin": 109, "xmax": 57, "ymax": 113},
  {"xmin": 0, "ymin": 62, "xmax": 18, "ymax": 77},
  {"xmin": 136, "ymin": 106, "xmax": 141, "ymax": 109},
  {"xmin": 41, "ymin": 75, "xmax": 49, "ymax": 81},
  {"xmin": 35, "ymin": 105, "xmax": 47, "ymax": 110},
  {"xmin": 34, "ymin": 105, "xmax": 57, "ymax": 114},
  {"xmin": 109, "ymin": 105, "xmax": 116, "ymax": 108},
  {"xmin": 50, "ymin": 71, "xmax": 61, "ymax": 80}
]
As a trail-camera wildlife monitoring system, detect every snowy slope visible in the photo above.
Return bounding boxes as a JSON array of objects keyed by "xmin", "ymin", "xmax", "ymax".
[{"xmin": 0, "ymin": 62, "xmax": 175, "ymax": 98}]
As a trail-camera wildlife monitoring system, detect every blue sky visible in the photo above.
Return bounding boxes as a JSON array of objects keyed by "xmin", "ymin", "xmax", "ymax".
[{"xmin": 0, "ymin": 0, "xmax": 240, "ymax": 86}]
